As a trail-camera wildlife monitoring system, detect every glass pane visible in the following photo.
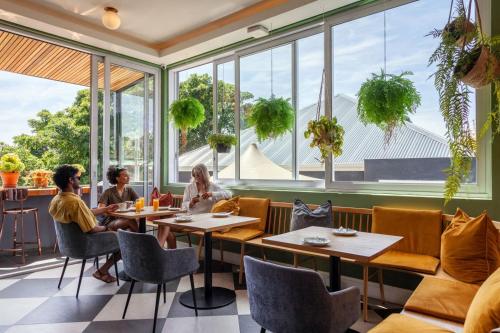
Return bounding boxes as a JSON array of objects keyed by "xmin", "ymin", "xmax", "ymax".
[
  {"xmin": 239, "ymin": 44, "xmax": 293, "ymax": 180},
  {"xmin": 147, "ymin": 75, "xmax": 155, "ymax": 199},
  {"xmin": 216, "ymin": 61, "xmax": 236, "ymax": 180}
]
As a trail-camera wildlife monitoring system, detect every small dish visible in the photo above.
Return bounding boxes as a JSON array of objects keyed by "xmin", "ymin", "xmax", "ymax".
[
  {"xmin": 303, "ymin": 236, "xmax": 330, "ymax": 247},
  {"xmin": 115, "ymin": 209, "xmax": 129, "ymax": 213},
  {"xmin": 332, "ymin": 227, "xmax": 357, "ymax": 236},
  {"xmin": 158, "ymin": 206, "xmax": 172, "ymax": 211},
  {"xmin": 174, "ymin": 215, "xmax": 192, "ymax": 222},
  {"xmin": 168, "ymin": 207, "xmax": 181, "ymax": 211},
  {"xmin": 212, "ymin": 212, "xmax": 231, "ymax": 218}
]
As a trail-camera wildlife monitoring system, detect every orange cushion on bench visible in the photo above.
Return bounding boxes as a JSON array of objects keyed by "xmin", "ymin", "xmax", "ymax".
[
  {"xmin": 368, "ymin": 314, "xmax": 452, "ymax": 333},
  {"xmin": 441, "ymin": 208, "xmax": 500, "ymax": 284},
  {"xmin": 239, "ymin": 197, "xmax": 270, "ymax": 231},
  {"xmin": 370, "ymin": 250, "xmax": 440, "ymax": 274},
  {"xmin": 404, "ymin": 276, "xmax": 479, "ymax": 323},
  {"xmin": 211, "ymin": 196, "xmax": 240, "ymax": 215},
  {"xmin": 464, "ymin": 267, "xmax": 500, "ymax": 333},
  {"xmin": 372, "ymin": 206, "xmax": 442, "ymax": 258}
]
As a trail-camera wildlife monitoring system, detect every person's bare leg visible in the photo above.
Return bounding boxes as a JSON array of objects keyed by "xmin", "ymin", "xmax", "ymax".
[
  {"xmin": 109, "ymin": 219, "xmax": 138, "ymax": 232},
  {"xmin": 93, "ymin": 252, "xmax": 121, "ymax": 283},
  {"xmin": 157, "ymin": 225, "xmax": 170, "ymax": 248},
  {"xmin": 166, "ymin": 231, "xmax": 177, "ymax": 249}
]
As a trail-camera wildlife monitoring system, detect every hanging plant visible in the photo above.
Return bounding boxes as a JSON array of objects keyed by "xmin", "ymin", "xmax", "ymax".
[
  {"xmin": 169, "ymin": 97, "xmax": 205, "ymax": 147},
  {"xmin": 305, "ymin": 116, "xmax": 344, "ymax": 162},
  {"xmin": 428, "ymin": 0, "xmax": 500, "ymax": 203},
  {"xmin": 356, "ymin": 70, "xmax": 421, "ymax": 143},
  {"xmin": 443, "ymin": 16, "xmax": 476, "ymax": 47},
  {"xmin": 246, "ymin": 96, "xmax": 294, "ymax": 141},
  {"xmin": 207, "ymin": 133, "xmax": 237, "ymax": 153}
]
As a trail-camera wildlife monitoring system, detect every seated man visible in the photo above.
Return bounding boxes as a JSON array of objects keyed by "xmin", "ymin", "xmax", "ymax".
[{"xmin": 49, "ymin": 164, "xmax": 121, "ymax": 283}]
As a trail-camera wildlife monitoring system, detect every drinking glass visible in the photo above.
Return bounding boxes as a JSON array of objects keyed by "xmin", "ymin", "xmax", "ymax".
[{"xmin": 153, "ymin": 198, "xmax": 159, "ymax": 211}]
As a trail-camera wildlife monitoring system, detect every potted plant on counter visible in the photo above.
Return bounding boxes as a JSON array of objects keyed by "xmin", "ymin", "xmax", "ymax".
[
  {"xmin": 30, "ymin": 169, "xmax": 53, "ymax": 188},
  {"xmin": 208, "ymin": 133, "xmax": 237, "ymax": 153},
  {"xmin": 0, "ymin": 153, "xmax": 25, "ymax": 187},
  {"xmin": 246, "ymin": 96, "xmax": 294, "ymax": 142},
  {"xmin": 169, "ymin": 97, "xmax": 205, "ymax": 148}
]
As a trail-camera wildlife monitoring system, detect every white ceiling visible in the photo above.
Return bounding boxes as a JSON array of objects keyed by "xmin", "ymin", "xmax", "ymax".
[{"xmin": 0, "ymin": 0, "xmax": 357, "ymax": 66}]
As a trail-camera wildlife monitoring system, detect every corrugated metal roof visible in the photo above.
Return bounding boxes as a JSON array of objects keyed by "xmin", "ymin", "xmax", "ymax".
[{"xmin": 179, "ymin": 94, "xmax": 450, "ymax": 171}]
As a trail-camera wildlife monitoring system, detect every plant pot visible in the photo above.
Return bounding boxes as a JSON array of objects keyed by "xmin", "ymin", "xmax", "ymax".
[
  {"xmin": 32, "ymin": 176, "xmax": 49, "ymax": 188},
  {"xmin": 443, "ymin": 18, "xmax": 475, "ymax": 47},
  {"xmin": 456, "ymin": 46, "xmax": 500, "ymax": 88},
  {"xmin": 0, "ymin": 171, "xmax": 20, "ymax": 187},
  {"xmin": 216, "ymin": 143, "xmax": 231, "ymax": 153}
]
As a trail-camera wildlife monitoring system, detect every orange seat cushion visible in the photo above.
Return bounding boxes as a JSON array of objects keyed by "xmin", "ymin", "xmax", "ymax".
[
  {"xmin": 212, "ymin": 228, "xmax": 264, "ymax": 242},
  {"xmin": 238, "ymin": 197, "xmax": 270, "ymax": 231},
  {"xmin": 404, "ymin": 276, "xmax": 479, "ymax": 323},
  {"xmin": 441, "ymin": 208, "xmax": 500, "ymax": 284},
  {"xmin": 370, "ymin": 250, "xmax": 440, "ymax": 274},
  {"xmin": 464, "ymin": 267, "xmax": 500, "ymax": 333},
  {"xmin": 211, "ymin": 196, "xmax": 240, "ymax": 215},
  {"xmin": 372, "ymin": 206, "xmax": 442, "ymax": 258},
  {"xmin": 368, "ymin": 314, "xmax": 452, "ymax": 333}
]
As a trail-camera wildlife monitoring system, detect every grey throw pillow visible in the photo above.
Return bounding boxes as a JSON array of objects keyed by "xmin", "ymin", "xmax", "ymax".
[{"xmin": 290, "ymin": 199, "xmax": 332, "ymax": 231}]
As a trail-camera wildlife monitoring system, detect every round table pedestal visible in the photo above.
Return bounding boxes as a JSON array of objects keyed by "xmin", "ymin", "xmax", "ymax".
[{"xmin": 179, "ymin": 287, "xmax": 235, "ymax": 310}]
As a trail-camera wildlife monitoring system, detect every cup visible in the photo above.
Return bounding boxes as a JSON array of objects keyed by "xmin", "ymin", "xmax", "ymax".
[
  {"xmin": 153, "ymin": 198, "xmax": 159, "ymax": 211},
  {"xmin": 125, "ymin": 201, "xmax": 134, "ymax": 209},
  {"xmin": 138, "ymin": 197, "xmax": 145, "ymax": 209},
  {"xmin": 118, "ymin": 202, "xmax": 127, "ymax": 211},
  {"xmin": 135, "ymin": 199, "xmax": 142, "ymax": 213}
]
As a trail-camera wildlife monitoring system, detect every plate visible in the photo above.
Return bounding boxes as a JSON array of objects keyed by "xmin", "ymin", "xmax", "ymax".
[
  {"xmin": 212, "ymin": 212, "xmax": 231, "ymax": 218},
  {"xmin": 158, "ymin": 206, "xmax": 172, "ymax": 211},
  {"xmin": 303, "ymin": 236, "xmax": 330, "ymax": 247},
  {"xmin": 168, "ymin": 207, "xmax": 181, "ymax": 211},
  {"xmin": 332, "ymin": 228, "xmax": 357, "ymax": 236},
  {"xmin": 174, "ymin": 216, "xmax": 193, "ymax": 223},
  {"xmin": 115, "ymin": 209, "xmax": 130, "ymax": 213}
]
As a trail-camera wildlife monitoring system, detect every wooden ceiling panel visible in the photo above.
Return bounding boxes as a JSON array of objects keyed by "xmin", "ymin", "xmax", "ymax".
[{"xmin": 0, "ymin": 30, "xmax": 145, "ymax": 91}]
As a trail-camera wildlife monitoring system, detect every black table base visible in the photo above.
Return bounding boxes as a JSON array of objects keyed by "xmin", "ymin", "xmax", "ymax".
[
  {"xmin": 179, "ymin": 287, "xmax": 236, "ymax": 309},
  {"xmin": 329, "ymin": 256, "xmax": 341, "ymax": 291}
]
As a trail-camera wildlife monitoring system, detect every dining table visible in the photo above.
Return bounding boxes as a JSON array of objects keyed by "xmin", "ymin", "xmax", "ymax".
[{"xmin": 154, "ymin": 212, "xmax": 260, "ymax": 310}]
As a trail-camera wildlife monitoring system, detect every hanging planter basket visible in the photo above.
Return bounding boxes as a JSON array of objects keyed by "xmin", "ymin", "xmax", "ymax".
[
  {"xmin": 443, "ymin": 17, "xmax": 475, "ymax": 47},
  {"xmin": 207, "ymin": 133, "xmax": 236, "ymax": 154},
  {"xmin": 454, "ymin": 46, "xmax": 500, "ymax": 88},
  {"xmin": 216, "ymin": 143, "xmax": 231, "ymax": 153}
]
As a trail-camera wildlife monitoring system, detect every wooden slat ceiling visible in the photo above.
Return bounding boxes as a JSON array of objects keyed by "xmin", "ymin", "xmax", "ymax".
[{"xmin": 0, "ymin": 30, "xmax": 144, "ymax": 92}]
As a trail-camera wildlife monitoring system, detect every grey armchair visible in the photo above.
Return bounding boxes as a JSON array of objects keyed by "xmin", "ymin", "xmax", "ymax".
[
  {"xmin": 53, "ymin": 220, "xmax": 120, "ymax": 298},
  {"xmin": 244, "ymin": 256, "xmax": 360, "ymax": 333},
  {"xmin": 117, "ymin": 230, "xmax": 199, "ymax": 333}
]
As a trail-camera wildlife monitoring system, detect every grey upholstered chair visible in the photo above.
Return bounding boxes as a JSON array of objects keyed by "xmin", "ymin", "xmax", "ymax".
[
  {"xmin": 117, "ymin": 230, "xmax": 199, "ymax": 333},
  {"xmin": 244, "ymin": 256, "xmax": 360, "ymax": 333},
  {"xmin": 53, "ymin": 220, "xmax": 120, "ymax": 298}
]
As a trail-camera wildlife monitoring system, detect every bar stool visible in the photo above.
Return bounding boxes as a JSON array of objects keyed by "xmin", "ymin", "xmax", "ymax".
[{"xmin": 0, "ymin": 187, "xmax": 42, "ymax": 264}]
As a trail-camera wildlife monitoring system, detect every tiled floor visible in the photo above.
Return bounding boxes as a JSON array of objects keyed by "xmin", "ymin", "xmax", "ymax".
[{"xmin": 0, "ymin": 260, "xmax": 383, "ymax": 332}]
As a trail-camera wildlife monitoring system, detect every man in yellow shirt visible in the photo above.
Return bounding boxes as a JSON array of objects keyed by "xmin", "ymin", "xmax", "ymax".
[{"xmin": 49, "ymin": 164, "xmax": 120, "ymax": 283}]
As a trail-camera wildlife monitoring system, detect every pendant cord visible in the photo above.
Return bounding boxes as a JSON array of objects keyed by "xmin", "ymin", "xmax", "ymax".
[{"xmin": 383, "ymin": 11, "xmax": 387, "ymax": 74}]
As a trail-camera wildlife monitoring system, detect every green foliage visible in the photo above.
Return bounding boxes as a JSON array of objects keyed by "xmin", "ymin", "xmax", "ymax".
[
  {"xmin": 304, "ymin": 116, "xmax": 344, "ymax": 162},
  {"xmin": 169, "ymin": 97, "xmax": 206, "ymax": 131},
  {"xmin": 246, "ymin": 96, "xmax": 295, "ymax": 141},
  {"xmin": 0, "ymin": 153, "xmax": 25, "ymax": 173},
  {"xmin": 71, "ymin": 164, "xmax": 86, "ymax": 174},
  {"xmin": 357, "ymin": 70, "xmax": 421, "ymax": 142},
  {"xmin": 207, "ymin": 134, "xmax": 237, "ymax": 149},
  {"xmin": 428, "ymin": 1, "xmax": 500, "ymax": 203}
]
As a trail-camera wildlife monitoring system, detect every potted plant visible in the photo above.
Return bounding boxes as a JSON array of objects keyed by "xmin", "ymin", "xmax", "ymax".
[
  {"xmin": 169, "ymin": 97, "xmax": 205, "ymax": 147},
  {"xmin": 356, "ymin": 70, "xmax": 421, "ymax": 143},
  {"xmin": 428, "ymin": 0, "xmax": 500, "ymax": 202},
  {"xmin": 304, "ymin": 115, "xmax": 344, "ymax": 162},
  {"xmin": 443, "ymin": 16, "xmax": 475, "ymax": 47},
  {"xmin": 208, "ymin": 133, "xmax": 237, "ymax": 153},
  {"xmin": 0, "ymin": 153, "xmax": 25, "ymax": 187},
  {"xmin": 30, "ymin": 169, "xmax": 53, "ymax": 188},
  {"xmin": 246, "ymin": 96, "xmax": 294, "ymax": 141}
]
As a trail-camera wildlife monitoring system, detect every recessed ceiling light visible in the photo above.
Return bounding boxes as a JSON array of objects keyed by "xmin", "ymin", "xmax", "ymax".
[
  {"xmin": 247, "ymin": 25, "xmax": 269, "ymax": 38},
  {"xmin": 102, "ymin": 7, "xmax": 121, "ymax": 30}
]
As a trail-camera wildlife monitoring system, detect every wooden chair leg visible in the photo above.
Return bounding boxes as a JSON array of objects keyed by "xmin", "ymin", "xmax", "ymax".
[
  {"xmin": 363, "ymin": 265, "xmax": 369, "ymax": 322},
  {"xmin": 197, "ymin": 237, "xmax": 204, "ymax": 260},
  {"xmin": 34, "ymin": 210, "xmax": 42, "ymax": 255},
  {"xmin": 187, "ymin": 232, "xmax": 192, "ymax": 247},
  {"xmin": 20, "ymin": 214, "xmax": 25, "ymax": 264},
  {"xmin": 378, "ymin": 269, "xmax": 385, "ymax": 304},
  {"xmin": 238, "ymin": 243, "xmax": 246, "ymax": 284},
  {"xmin": 260, "ymin": 247, "xmax": 267, "ymax": 261},
  {"xmin": 12, "ymin": 215, "xmax": 17, "ymax": 256},
  {"xmin": 293, "ymin": 254, "xmax": 298, "ymax": 268}
]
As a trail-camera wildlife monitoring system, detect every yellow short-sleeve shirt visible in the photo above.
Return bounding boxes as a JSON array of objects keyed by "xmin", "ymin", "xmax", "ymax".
[{"xmin": 49, "ymin": 192, "xmax": 97, "ymax": 233}]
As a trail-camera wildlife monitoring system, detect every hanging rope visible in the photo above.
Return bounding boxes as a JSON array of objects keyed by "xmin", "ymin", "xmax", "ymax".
[
  {"xmin": 316, "ymin": 69, "xmax": 325, "ymax": 121},
  {"xmin": 383, "ymin": 10, "xmax": 387, "ymax": 74}
]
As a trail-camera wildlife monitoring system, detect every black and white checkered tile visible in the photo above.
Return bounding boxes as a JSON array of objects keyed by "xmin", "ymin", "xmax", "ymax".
[{"xmin": 0, "ymin": 260, "xmax": 381, "ymax": 333}]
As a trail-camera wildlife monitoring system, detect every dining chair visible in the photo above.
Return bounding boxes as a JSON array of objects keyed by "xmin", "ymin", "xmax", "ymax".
[
  {"xmin": 117, "ymin": 230, "xmax": 199, "ymax": 333},
  {"xmin": 244, "ymin": 255, "xmax": 360, "ymax": 333},
  {"xmin": 53, "ymin": 220, "xmax": 120, "ymax": 298}
]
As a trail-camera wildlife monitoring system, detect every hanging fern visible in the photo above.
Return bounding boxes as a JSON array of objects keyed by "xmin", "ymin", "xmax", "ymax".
[
  {"xmin": 246, "ymin": 96, "xmax": 294, "ymax": 141},
  {"xmin": 169, "ymin": 97, "xmax": 205, "ymax": 147},
  {"xmin": 357, "ymin": 70, "xmax": 421, "ymax": 143}
]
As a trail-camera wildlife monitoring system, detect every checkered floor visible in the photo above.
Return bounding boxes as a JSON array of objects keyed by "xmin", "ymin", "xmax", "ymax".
[{"xmin": 0, "ymin": 259, "xmax": 382, "ymax": 333}]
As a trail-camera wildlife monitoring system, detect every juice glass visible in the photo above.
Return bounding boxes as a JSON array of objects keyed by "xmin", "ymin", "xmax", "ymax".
[
  {"xmin": 153, "ymin": 198, "xmax": 160, "ymax": 211},
  {"xmin": 138, "ymin": 197, "xmax": 145, "ymax": 209},
  {"xmin": 135, "ymin": 199, "xmax": 142, "ymax": 213}
]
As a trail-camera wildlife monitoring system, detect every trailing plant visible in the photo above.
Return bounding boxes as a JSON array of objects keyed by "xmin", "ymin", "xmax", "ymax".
[
  {"xmin": 207, "ymin": 133, "xmax": 237, "ymax": 149},
  {"xmin": 428, "ymin": 0, "xmax": 500, "ymax": 203},
  {"xmin": 246, "ymin": 96, "xmax": 294, "ymax": 141},
  {"xmin": 304, "ymin": 115, "xmax": 344, "ymax": 162},
  {"xmin": 30, "ymin": 169, "xmax": 53, "ymax": 188},
  {"xmin": 169, "ymin": 97, "xmax": 206, "ymax": 147},
  {"xmin": 0, "ymin": 153, "xmax": 25, "ymax": 173},
  {"xmin": 357, "ymin": 70, "xmax": 421, "ymax": 143}
]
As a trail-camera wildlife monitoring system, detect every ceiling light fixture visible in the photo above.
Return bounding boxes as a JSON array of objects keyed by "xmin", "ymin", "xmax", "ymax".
[
  {"xmin": 102, "ymin": 7, "xmax": 121, "ymax": 30},
  {"xmin": 247, "ymin": 25, "xmax": 269, "ymax": 38}
]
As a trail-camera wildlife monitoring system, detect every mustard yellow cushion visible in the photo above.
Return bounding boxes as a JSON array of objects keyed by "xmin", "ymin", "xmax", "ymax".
[
  {"xmin": 368, "ymin": 314, "xmax": 452, "ymax": 333},
  {"xmin": 212, "ymin": 228, "xmax": 263, "ymax": 242},
  {"xmin": 370, "ymin": 250, "xmax": 440, "ymax": 274},
  {"xmin": 441, "ymin": 208, "xmax": 500, "ymax": 284},
  {"xmin": 372, "ymin": 206, "xmax": 442, "ymax": 258},
  {"xmin": 211, "ymin": 196, "xmax": 240, "ymax": 215},
  {"xmin": 463, "ymin": 267, "xmax": 500, "ymax": 333},
  {"xmin": 404, "ymin": 276, "xmax": 479, "ymax": 323},
  {"xmin": 239, "ymin": 197, "xmax": 270, "ymax": 231}
]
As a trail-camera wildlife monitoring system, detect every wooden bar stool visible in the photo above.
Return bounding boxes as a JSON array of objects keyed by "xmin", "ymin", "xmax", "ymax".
[{"xmin": 0, "ymin": 187, "xmax": 42, "ymax": 264}]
